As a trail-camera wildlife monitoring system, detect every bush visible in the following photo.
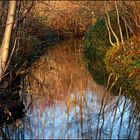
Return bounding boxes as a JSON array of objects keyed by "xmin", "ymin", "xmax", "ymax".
[{"xmin": 104, "ymin": 37, "xmax": 140, "ymax": 92}]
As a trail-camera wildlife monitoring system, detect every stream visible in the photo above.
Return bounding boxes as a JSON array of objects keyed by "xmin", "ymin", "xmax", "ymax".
[{"xmin": 1, "ymin": 39, "xmax": 140, "ymax": 139}]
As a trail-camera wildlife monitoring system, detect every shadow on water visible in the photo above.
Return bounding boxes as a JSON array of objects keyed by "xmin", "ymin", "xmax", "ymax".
[{"xmin": 0, "ymin": 39, "xmax": 140, "ymax": 139}]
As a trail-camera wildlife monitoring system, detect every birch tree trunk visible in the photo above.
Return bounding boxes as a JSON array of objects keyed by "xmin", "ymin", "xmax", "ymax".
[{"xmin": 0, "ymin": 1, "xmax": 17, "ymax": 80}]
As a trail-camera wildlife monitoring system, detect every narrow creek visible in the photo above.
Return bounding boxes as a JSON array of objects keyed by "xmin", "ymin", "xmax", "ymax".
[{"xmin": 1, "ymin": 39, "xmax": 140, "ymax": 139}]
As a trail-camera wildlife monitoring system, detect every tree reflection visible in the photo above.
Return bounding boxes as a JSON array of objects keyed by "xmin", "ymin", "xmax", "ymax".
[{"xmin": 0, "ymin": 39, "xmax": 140, "ymax": 139}]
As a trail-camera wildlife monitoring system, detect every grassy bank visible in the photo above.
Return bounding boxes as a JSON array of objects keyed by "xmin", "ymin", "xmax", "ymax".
[
  {"xmin": 104, "ymin": 36, "xmax": 140, "ymax": 93},
  {"xmin": 83, "ymin": 16, "xmax": 109, "ymax": 85},
  {"xmin": 83, "ymin": 13, "xmax": 140, "ymax": 99}
]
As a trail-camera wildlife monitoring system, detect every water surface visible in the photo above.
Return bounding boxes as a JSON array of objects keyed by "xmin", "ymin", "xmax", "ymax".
[{"xmin": 1, "ymin": 39, "xmax": 140, "ymax": 139}]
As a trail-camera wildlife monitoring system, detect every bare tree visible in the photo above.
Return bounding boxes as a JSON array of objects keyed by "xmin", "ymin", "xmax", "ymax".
[
  {"xmin": 0, "ymin": 1, "xmax": 17, "ymax": 80},
  {"xmin": 0, "ymin": 1, "xmax": 34, "ymax": 81}
]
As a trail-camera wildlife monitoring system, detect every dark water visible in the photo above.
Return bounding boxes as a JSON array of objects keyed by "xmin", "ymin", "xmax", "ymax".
[{"xmin": 0, "ymin": 39, "xmax": 140, "ymax": 139}]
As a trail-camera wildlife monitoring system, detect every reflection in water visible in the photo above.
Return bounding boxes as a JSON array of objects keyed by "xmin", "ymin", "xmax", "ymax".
[{"xmin": 1, "ymin": 39, "xmax": 140, "ymax": 139}]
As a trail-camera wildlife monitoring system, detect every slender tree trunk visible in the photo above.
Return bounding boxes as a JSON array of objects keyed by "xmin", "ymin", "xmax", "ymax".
[
  {"xmin": 0, "ymin": 1, "xmax": 17, "ymax": 80},
  {"xmin": 13, "ymin": 1, "xmax": 34, "ymax": 29}
]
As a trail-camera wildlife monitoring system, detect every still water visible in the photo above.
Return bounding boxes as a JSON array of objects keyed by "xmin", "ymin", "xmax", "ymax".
[{"xmin": 1, "ymin": 39, "xmax": 140, "ymax": 139}]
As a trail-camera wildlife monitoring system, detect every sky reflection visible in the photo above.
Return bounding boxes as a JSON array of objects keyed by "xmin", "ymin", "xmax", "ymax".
[{"xmin": 1, "ymin": 39, "xmax": 140, "ymax": 139}]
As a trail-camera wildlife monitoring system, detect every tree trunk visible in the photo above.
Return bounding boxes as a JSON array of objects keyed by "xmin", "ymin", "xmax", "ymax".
[
  {"xmin": 13, "ymin": 1, "xmax": 34, "ymax": 29},
  {"xmin": 0, "ymin": 1, "xmax": 17, "ymax": 80}
]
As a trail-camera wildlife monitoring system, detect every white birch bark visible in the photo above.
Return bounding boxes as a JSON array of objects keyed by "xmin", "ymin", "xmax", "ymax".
[{"xmin": 0, "ymin": 1, "xmax": 17, "ymax": 80}]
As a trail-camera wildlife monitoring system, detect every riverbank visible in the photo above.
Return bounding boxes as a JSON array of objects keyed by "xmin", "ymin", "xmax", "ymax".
[{"xmin": 83, "ymin": 13, "xmax": 140, "ymax": 106}]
